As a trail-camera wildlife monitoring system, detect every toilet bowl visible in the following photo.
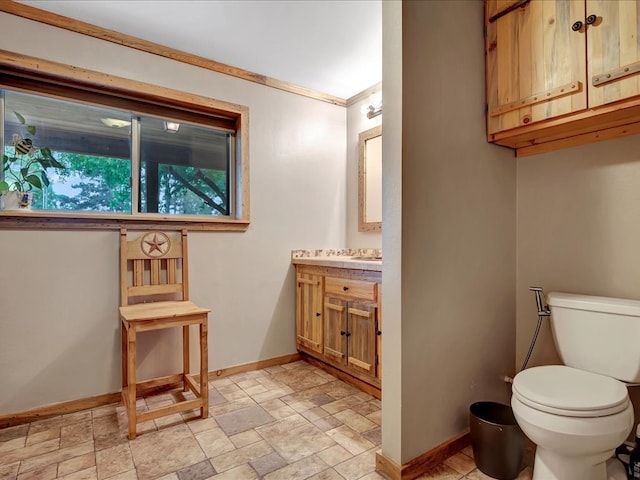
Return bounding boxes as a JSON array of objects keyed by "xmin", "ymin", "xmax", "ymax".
[
  {"xmin": 512, "ymin": 365, "xmax": 633, "ymax": 480},
  {"xmin": 511, "ymin": 292, "xmax": 640, "ymax": 480}
]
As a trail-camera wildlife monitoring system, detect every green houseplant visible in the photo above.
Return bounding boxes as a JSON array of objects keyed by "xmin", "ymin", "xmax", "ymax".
[{"xmin": 0, "ymin": 111, "xmax": 64, "ymax": 209}]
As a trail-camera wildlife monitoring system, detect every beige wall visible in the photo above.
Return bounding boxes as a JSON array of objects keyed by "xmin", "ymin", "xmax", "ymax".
[
  {"xmin": 381, "ymin": 1, "xmax": 517, "ymax": 464},
  {"xmin": 381, "ymin": 0, "xmax": 403, "ymax": 463},
  {"xmin": 347, "ymin": 89, "xmax": 382, "ymax": 249},
  {"xmin": 516, "ymin": 135, "xmax": 640, "ymax": 366},
  {"xmin": 0, "ymin": 13, "xmax": 348, "ymax": 414},
  {"xmin": 516, "ymin": 135, "xmax": 640, "ymax": 433}
]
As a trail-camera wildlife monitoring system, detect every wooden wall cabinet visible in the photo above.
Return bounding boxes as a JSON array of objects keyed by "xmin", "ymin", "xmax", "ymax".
[
  {"xmin": 486, "ymin": 0, "xmax": 640, "ymax": 156},
  {"xmin": 295, "ymin": 264, "xmax": 381, "ymax": 396}
]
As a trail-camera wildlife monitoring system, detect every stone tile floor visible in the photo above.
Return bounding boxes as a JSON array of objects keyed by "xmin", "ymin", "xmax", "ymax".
[{"xmin": 0, "ymin": 360, "xmax": 533, "ymax": 479}]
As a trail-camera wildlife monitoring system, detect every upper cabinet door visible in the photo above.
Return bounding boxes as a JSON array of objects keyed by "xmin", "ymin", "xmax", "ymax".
[
  {"xmin": 587, "ymin": 0, "xmax": 640, "ymax": 107},
  {"xmin": 486, "ymin": 0, "xmax": 587, "ymax": 135}
]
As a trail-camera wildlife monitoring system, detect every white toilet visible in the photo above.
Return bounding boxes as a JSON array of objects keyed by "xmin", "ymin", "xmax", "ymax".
[{"xmin": 512, "ymin": 292, "xmax": 640, "ymax": 480}]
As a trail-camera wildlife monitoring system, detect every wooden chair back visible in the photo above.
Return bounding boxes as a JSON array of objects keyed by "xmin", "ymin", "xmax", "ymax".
[{"xmin": 119, "ymin": 229, "xmax": 191, "ymax": 307}]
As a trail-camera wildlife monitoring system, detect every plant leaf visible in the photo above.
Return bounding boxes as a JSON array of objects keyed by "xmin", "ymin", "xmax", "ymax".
[
  {"xmin": 26, "ymin": 125, "xmax": 36, "ymax": 135},
  {"xmin": 39, "ymin": 149, "xmax": 64, "ymax": 169},
  {"xmin": 38, "ymin": 158, "xmax": 64, "ymax": 168},
  {"xmin": 25, "ymin": 175, "xmax": 42, "ymax": 189},
  {"xmin": 14, "ymin": 111, "xmax": 25, "ymax": 125},
  {"xmin": 0, "ymin": 181, "xmax": 9, "ymax": 194},
  {"xmin": 41, "ymin": 170, "xmax": 50, "ymax": 187},
  {"xmin": 20, "ymin": 167, "xmax": 29, "ymax": 178},
  {"xmin": 37, "ymin": 159, "xmax": 53, "ymax": 168}
]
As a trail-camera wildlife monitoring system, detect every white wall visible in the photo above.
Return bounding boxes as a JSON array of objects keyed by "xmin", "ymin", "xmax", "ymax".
[
  {"xmin": 516, "ymin": 135, "xmax": 640, "ymax": 434},
  {"xmin": 346, "ymin": 90, "xmax": 382, "ymax": 249},
  {"xmin": 0, "ymin": 13, "xmax": 348, "ymax": 414},
  {"xmin": 383, "ymin": 1, "xmax": 517, "ymax": 464}
]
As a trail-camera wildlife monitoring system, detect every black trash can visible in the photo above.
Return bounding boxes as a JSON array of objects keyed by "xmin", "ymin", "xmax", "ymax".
[{"xmin": 469, "ymin": 401, "xmax": 524, "ymax": 480}]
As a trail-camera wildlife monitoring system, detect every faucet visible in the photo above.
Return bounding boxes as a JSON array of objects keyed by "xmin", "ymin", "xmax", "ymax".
[{"xmin": 529, "ymin": 286, "xmax": 551, "ymax": 317}]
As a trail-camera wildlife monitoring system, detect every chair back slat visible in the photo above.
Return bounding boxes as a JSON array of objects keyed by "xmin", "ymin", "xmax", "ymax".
[
  {"xmin": 167, "ymin": 258, "xmax": 177, "ymax": 284},
  {"xmin": 119, "ymin": 229, "xmax": 189, "ymax": 307},
  {"xmin": 150, "ymin": 259, "xmax": 161, "ymax": 285},
  {"xmin": 133, "ymin": 260, "xmax": 145, "ymax": 287}
]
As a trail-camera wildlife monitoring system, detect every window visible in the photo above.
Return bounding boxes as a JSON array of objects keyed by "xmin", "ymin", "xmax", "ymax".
[
  {"xmin": 3, "ymin": 91, "xmax": 133, "ymax": 212},
  {"xmin": 0, "ymin": 53, "xmax": 248, "ymax": 231}
]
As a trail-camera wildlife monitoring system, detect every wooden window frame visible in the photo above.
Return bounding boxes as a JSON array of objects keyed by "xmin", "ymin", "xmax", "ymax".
[{"xmin": 0, "ymin": 49, "xmax": 250, "ymax": 231}]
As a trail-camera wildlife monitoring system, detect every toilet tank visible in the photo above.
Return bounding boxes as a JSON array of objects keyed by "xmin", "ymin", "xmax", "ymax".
[{"xmin": 547, "ymin": 292, "xmax": 640, "ymax": 383}]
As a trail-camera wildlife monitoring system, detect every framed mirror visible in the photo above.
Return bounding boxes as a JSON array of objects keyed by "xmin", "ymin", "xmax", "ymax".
[{"xmin": 358, "ymin": 125, "xmax": 382, "ymax": 232}]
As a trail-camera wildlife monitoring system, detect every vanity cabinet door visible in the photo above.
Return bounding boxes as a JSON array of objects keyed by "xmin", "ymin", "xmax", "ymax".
[
  {"xmin": 323, "ymin": 297, "xmax": 347, "ymax": 364},
  {"xmin": 346, "ymin": 302, "xmax": 378, "ymax": 379},
  {"xmin": 296, "ymin": 273, "xmax": 324, "ymax": 354}
]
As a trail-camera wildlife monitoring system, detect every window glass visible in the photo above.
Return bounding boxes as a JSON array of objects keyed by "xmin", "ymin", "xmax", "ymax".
[{"xmin": 138, "ymin": 116, "xmax": 231, "ymax": 216}]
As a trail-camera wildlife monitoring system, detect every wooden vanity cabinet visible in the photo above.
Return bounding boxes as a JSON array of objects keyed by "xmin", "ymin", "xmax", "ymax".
[
  {"xmin": 295, "ymin": 264, "xmax": 381, "ymax": 395},
  {"xmin": 486, "ymin": 0, "xmax": 640, "ymax": 156}
]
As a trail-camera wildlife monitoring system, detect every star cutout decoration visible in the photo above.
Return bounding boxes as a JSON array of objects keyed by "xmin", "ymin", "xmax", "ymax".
[{"xmin": 141, "ymin": 232, "xmax": 170, "ymax": 258}]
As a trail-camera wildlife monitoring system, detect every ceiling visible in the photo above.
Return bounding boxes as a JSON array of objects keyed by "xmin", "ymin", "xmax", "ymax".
[{"xmin": 16, "ymin": 0, "xmax": 382, "ymax": 100}]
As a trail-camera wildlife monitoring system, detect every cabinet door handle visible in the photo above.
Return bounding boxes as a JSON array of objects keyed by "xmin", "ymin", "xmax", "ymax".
[
  {"xmin": 586, "ymin": 14, "xmax": 597, "ymax": 25},
  {"xmin": 571, "ymin": 20, "xmax": 583, "ymax": 32}
]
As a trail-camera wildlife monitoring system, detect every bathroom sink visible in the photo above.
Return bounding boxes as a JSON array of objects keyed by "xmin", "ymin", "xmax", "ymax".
[{"xmin": 350, "ymin": 256, "xmax": 382, "ymax": 261}]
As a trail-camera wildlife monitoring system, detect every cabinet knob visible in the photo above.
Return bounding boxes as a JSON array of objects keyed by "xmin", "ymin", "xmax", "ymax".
[
  {"xmin": 340, "ymin": 331, "xmax": 346, "ymax": 336},
  {"xmin": 343, "ymin": 286, "xmax": 349, "ymax": 291},
  {"xmin": 571, "ymin": 20, "xmax": 583, "ymax": 32},
  {"xmin": 346, "ymin": 332, "xmax": 351, "ymax": 337},
  {"xmin": 315, "ymin": 312, "xmax": 321, "ymax": 317},
  {"xmin": 377, "ymin": 330, "xmax": 382, "ymax": 336},
  {"xmin": 586, "ymin": 14, "xmax": 597, "ymax": 25}
]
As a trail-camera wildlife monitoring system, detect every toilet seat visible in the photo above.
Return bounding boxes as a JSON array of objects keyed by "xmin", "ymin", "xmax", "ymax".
[{"xmin": 513, "ymin": 365, "xmax": 629, "ymax": 417}]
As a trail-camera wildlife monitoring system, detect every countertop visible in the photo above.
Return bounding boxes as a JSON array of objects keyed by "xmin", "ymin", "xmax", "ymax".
[{"xmin": 291, "ymin": 249, "xmax": 382, "ymax": 272}]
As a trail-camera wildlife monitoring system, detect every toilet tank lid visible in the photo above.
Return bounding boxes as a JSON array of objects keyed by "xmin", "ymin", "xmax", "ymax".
[{"xmin": 547, "ymin": 292, "xmax": 640, "ymax": 316}]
